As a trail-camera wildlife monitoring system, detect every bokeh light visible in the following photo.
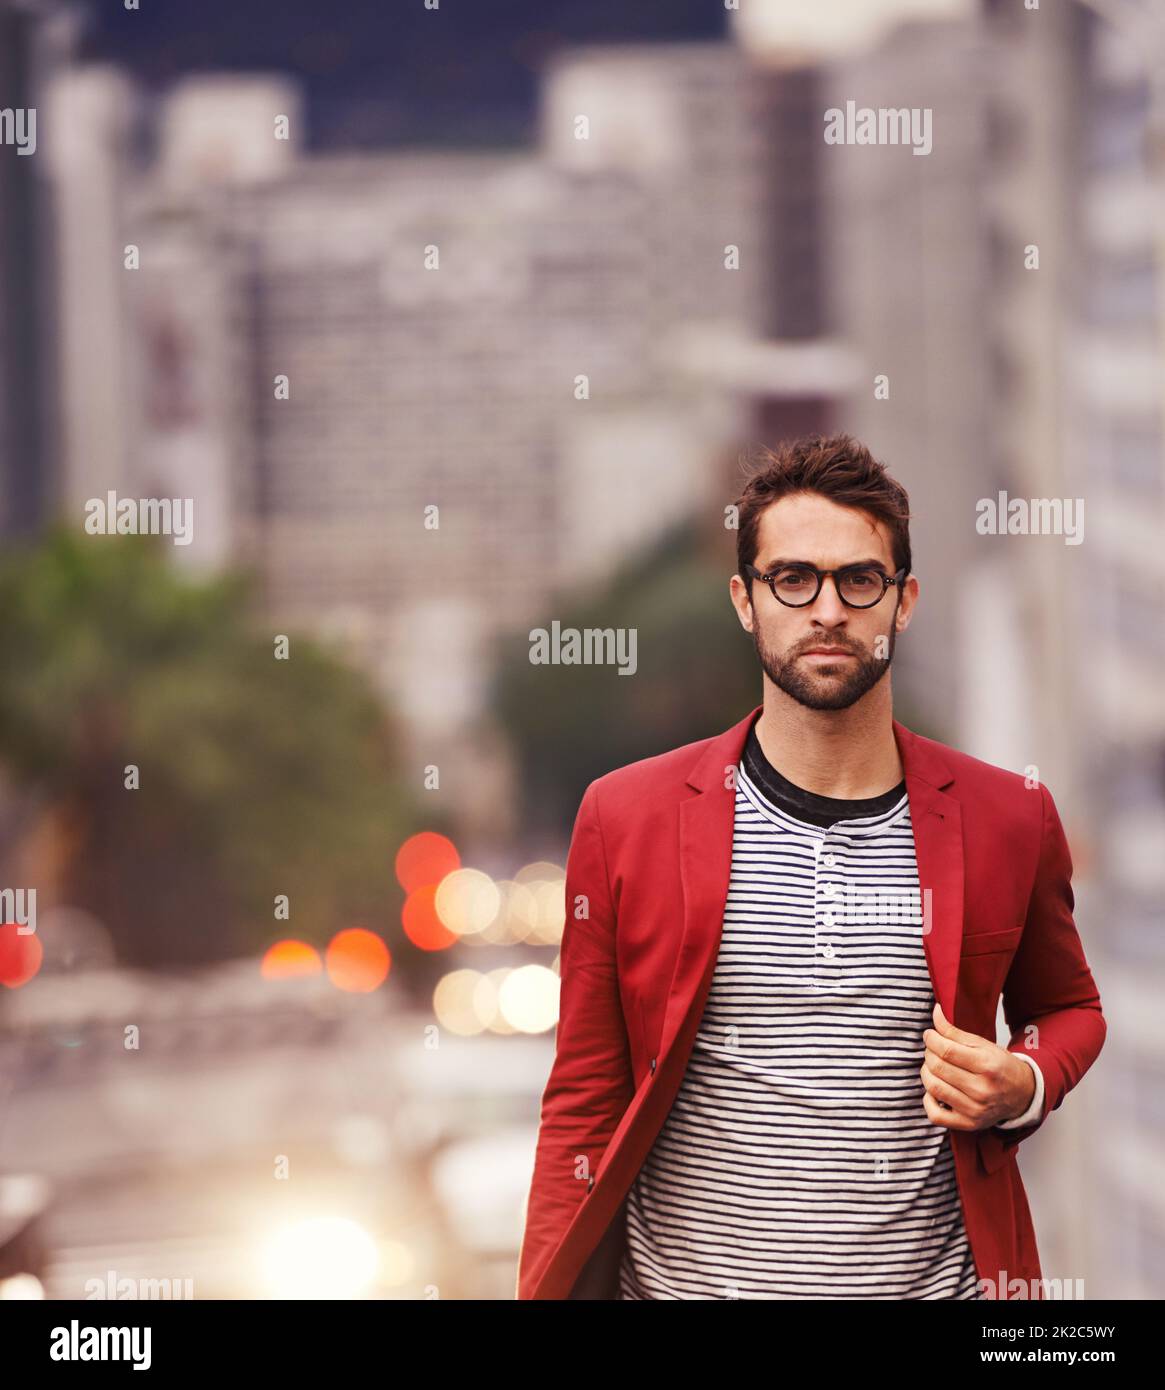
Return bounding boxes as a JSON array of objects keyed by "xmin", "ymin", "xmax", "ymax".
[
  {"xmin": 482, "ymin": 968, "xmax": 517, "ymax": 1034},
  {"xmin": 513, "ymin": 862, "xmax": 566, "ymax": 944},
  {"xmin": 325, "ymin": 927, "xmax": 391, "ymax": 992},
  {"xmin": 529, "ymin": 878, "xmax": 567, "ymax": 945},
  {"xmin": 257, "ymin": 1216, "xmax": 381, "ymax": 1298},
  {"xmin": 401, "ymin": 883, "xmax": 459, "ymax": 951},
  {"xmin": 488, "ymin": 879, "xmax": 537, "ymax": 945},
  {"xmin": 433, "ymin": 969, "xmax": 489, "ymax": 1036},
  {"xmin": 434, "ymin": 868, "xmax": 501, "ymax": 938},
  {"xmin": 394, "ymin": 831, "xmax": 460, "ymax": 893},
  {"xmin": 0, "ymin": 1274, "xmax": 44, "ymax": 1300},
  {"xmin": 0, "ymin": 924, "xmax": 44, "ymax": 989},
  {"xmin": 497, "ymin": 963, "xmax": 560, "ymax": 1034},
  {"xmin": 513, "ymin": 860, "xmax": 564, "ymax": 886},
  {"xmin": 260, "ymin": 939, "xmax": 323, "ymax": 979}
]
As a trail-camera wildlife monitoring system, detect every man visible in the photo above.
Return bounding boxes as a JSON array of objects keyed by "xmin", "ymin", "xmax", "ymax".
[{"xmin": 516, "ymin": 432, "xmax": 1105, "ymax": 1300}]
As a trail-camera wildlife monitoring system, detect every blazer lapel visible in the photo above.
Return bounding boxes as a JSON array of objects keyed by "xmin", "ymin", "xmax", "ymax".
[
  {"xmin": 656, "ymin": 705, "xmax": 759, "ymax": 1076},
  {"xmin": 894, "ymin": 721, "xmax": 965, "ymax": 1021}
]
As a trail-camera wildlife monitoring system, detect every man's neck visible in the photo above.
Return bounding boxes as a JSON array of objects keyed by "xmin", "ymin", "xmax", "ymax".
[{"xmin": 751, "ymin": 684, "xmax": 903, "ymax": 800}]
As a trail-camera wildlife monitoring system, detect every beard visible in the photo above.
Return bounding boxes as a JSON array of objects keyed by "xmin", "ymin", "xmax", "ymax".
[{"xmin": 751, "ymin": 605, "xmax": 897, "ymax": 711}]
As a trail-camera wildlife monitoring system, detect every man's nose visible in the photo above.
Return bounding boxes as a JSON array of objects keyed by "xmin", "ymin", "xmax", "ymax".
[{"xmin": 809, "ymin": 575, "xmax": 849, "ymax": 621}]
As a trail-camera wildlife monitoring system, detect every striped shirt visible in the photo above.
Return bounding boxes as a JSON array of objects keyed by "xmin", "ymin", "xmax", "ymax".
[{"xmin": 617, "ymin": 730, "xmax": 982, "ymax": 1299}]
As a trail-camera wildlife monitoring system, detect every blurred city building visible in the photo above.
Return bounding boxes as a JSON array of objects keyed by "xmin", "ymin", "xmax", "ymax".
[
  {"xmin": 1067, "ymin": 0, "xmax": 1165, "ymax": 1300},
  {"xmin": 47, "ymin": 50, "xmax": 766, "ymax": 751},
  {"xmin": 0, "ymin": 0, "xmax": 70, "ymax": 537}
]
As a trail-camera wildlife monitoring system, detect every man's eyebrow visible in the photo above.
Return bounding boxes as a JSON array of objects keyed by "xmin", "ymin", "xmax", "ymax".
[{"xmin": 757, "ymin": 557, "xmax": 889, "ymax": 571}]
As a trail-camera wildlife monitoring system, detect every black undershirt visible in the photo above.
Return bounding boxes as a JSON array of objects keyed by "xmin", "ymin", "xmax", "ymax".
[{"xmin": 742, "ymin": 723, "xmax": 907, "ymax": 829}]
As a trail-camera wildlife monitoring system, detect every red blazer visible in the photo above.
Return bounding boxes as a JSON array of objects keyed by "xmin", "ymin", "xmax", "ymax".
[{"xmin": 516, "ymin": 703, "xmax": 1106, "ymax": 1300}]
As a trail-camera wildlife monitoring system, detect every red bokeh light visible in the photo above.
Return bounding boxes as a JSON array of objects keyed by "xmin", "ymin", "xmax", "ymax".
[
  {"xmin": 401, "ymin": 884, "xmax": 459, "ymax": 952},
  {"xmin": 0, "ymin": 923, "xmax": 43, "ymax": 989},
  {"xmin": 394, "ymin": 831, "xmax": 460, "ymax": 893}
]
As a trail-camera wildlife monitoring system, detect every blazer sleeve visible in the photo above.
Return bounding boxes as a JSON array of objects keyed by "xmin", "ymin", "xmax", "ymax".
[
  {"xmin": 514, "ymin": 778, "xmax": 634, "ymax": 1298},
  {"xmin": 991, "ymin": 780, "xmax": 1106, "ymax": 1161}
]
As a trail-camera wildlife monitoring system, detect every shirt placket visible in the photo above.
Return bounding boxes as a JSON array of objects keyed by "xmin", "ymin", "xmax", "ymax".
[{"xmin": 813, "ymin": 831, "xmax": 847, "ymax": 989}]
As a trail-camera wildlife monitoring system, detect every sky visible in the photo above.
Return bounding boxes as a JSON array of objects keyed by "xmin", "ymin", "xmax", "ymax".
[{"xmin": 76, "ymin": 0, "xmax": 727, "ymax": 149}]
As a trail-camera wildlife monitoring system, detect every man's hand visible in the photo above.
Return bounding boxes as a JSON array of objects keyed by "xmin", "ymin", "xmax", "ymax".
[{"xmin": 920, "ymin": 1002, "xmax": 1036, "ymax": 1131}]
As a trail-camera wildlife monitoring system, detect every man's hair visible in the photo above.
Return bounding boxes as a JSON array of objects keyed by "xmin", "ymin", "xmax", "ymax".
[{"xmin": 734, "ymin": 432, "xmax": 913, "ymax": 597}]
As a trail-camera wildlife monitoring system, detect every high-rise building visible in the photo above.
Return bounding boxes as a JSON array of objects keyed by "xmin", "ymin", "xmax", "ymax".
[
  {"xmin": 123, "ymin": 51, "xmax": 767, "ymax": 748},
  {"xmin": 1066, "ymin": 0, "xmax": 1165, "ymax": 1300},
  {"xmin": 0, "ymin": 0, "xmax": 69, "ymax": 538}
]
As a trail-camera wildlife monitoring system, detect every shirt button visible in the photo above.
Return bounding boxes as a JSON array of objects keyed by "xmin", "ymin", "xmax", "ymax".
[
  {"xmin": 822, "ymin": 944, "xmax": 835, "ymax": 959},
  {"xmin": 824, "ymin": 855, "xmax": 836, "ymax": 867},
  {"xmin": 823, "ymin": 884, "xmax": 835, "ymax": 897},
  {"xmin": 823, "ymin": 912, "xmax": 834, "ymax": 926}
]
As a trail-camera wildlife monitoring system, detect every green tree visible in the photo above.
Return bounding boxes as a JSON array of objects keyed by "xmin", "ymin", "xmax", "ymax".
[
  {"xmin": 491, "ymin": 517, "xmax": 759, "ymax": 835},
  {"xmin": 0, "ymin": 528, "xmax": 412, "ymax": 969}
]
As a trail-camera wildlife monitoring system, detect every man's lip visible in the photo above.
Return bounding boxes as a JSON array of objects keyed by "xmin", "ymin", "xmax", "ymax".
[{"xmin": 804, "ymin": 648, "xmax": 853, "ymax": 656}]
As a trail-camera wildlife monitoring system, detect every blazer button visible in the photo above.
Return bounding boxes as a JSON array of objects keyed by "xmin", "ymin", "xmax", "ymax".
[
  {"xmin": 586, "ymin": 1175, "xmax": 595, "ymax": 1193},
  {"xmin": 650, "ymin": 1057, "xmax": 657, "ymax": 1074}
]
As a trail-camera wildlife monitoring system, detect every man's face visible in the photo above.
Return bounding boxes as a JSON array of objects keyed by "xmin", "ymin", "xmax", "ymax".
[{"xmin": 729, "ymin": 493, "xmax": 917, "ymax": 712}]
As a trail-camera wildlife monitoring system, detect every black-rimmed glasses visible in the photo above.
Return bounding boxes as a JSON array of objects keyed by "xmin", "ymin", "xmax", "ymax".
[{"xmin": 744, "ymin": 562, "xmax": 907, "ymax": 609}]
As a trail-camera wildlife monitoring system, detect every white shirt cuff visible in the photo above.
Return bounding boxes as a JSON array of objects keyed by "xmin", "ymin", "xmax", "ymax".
[{"xmin": 996, "ymin": 1051, "xmax": 1045, "ymax": 1129}]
